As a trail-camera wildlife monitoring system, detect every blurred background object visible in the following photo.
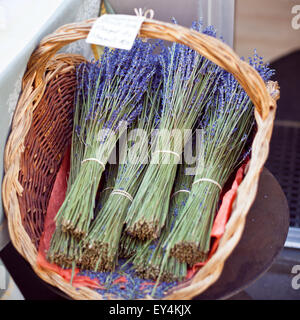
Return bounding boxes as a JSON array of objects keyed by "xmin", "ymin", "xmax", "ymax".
[
  {"xmin": 236, "ymin": 0, "xmax": 300, "ymax": 231},
  {"xmin": 235, "ymin": 0, "xmax": 300, "ymax": 300},
  {"xmin": 108, "ymin": 0, "xmax": 235, "ymax": 46},
  {"xmin": 234, "ymin": 1, "xmax": 300, "ymax": 234},
  {"xmin": 235, "ymin": 0, "xmax": 300, "ymax": 62}
]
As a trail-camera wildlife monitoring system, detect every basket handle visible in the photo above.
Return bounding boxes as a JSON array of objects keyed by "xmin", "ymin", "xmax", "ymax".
[{"xmin": 25, "ymin": 18, "xmax": 278, "ymax": 120}]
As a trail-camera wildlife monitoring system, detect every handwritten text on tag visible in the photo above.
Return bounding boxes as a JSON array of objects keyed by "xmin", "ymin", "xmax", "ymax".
[{"xmin": 86, "ymin": 14, "xmax": 145, "ymax": 50}]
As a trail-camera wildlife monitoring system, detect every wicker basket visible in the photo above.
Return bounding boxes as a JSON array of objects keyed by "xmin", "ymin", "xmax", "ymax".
[{"xmin": 2, "ymin": 18, "xmax": 279, "ymax": 300}]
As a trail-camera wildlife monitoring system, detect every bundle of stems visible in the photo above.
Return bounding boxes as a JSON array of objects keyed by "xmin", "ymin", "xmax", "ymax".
[
  {"xmin": 79, "ymin": 163, "xmax": 119, "ymax": 269},
  {"xmin": 164, "ymin": 55, "xmax": 275, "ymax": 265},
  {"xmin": 47, "ymin": 226, "xmax": 84, "ymax": 269},
  {"xmin": 95, "ymin": 163, "xmax": 119, "ymax": 212},
  {"xmin": 125, "ymin": 24, "xmax": 221, "ymax": 240},
  {"xmin": 81, "ymin": 78, "xmax": 162, "ymax": 272},
  {"xmin": 118, "ymin": 234, "xmax": 143, "ymax": 259},
  {"xmin": 47, "ymin": 162, "xmax": 119, "ymax": 269},
  {"xmin": 68, "ymin": 63, "xmax": 92, "ymax": 190},
  {"xmin": 132, "ymin": 163, "xmax": 194, "ymax": 282},
  {"xmin": 47, "ymin": 68, "xmax": 95, "ymax": 268},
  {"xmin": 53, "ymin": 40, "xmax": 157, "ymax": 239}
]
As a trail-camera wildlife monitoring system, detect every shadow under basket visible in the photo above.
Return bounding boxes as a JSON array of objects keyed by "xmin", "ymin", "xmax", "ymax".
[{"xmin": 2, "ymin": 18, "xmax": 279, "ymax": 300}]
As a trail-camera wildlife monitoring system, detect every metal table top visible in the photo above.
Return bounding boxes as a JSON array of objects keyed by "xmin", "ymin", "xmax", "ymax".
[{"xmin": 196, "ymin": 167, "xmax": 290, "ymax": 300}]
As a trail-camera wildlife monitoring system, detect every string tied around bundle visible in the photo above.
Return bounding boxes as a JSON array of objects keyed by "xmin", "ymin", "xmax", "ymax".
[
  {"xmin": 81, "ymin": 158, "xmax": 105, "ymax": 170},
  {"xmin": 192, "ymin": 178, "xmax": 222, "ymax": 190},
  {"xmin": 152, "ymin": 150, "xmax": 181, "ymax": 161},
  {"xmin": 111, "ymin": 189, "xmax": 134, "ymax": 202}
]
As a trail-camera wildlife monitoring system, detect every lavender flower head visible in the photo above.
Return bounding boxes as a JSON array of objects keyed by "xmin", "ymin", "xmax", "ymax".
[
  {"xmin": 157, "ymin": 20, "xmax": 221, "ymax": 128},
  {"xmin": 75, "ymin": 39, "xmax": 158, "ymax": 143}
]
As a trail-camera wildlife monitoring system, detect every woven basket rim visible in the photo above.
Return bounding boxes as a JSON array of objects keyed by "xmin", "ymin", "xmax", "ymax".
[{"xmin": 2, "ymin": 18, "xmax": 279, "ymax": 300}]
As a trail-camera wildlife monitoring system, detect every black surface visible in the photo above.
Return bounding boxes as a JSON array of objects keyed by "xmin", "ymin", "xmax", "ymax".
[
  {"xmin": 196, "ymin": 168, "xmax": 289, "ymax": 299},
  {"xmin": 265, "ymin": 49, "xmax": 300, "ymax": 227},
  {"xmin": 0, "ymin": 168, "xmax": 289, "ymax": 300},
  {"xmin": 265, "ymin": 124, "xmax": 300, "ymax": 227},
  {"xmin": 0, "ymin": 245, "xmax": 66, "ymax": 300}
]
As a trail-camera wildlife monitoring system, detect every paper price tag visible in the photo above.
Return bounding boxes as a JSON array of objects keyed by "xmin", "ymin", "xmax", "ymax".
[{"xmin": 86, "ymin": 14, "xmax": 145, "ymax": 51}]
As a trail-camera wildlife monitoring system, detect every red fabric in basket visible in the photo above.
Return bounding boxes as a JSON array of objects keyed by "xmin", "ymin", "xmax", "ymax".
[{"xmin": 37, "ymin": 147, "xmax": 246, "ymax": 287}]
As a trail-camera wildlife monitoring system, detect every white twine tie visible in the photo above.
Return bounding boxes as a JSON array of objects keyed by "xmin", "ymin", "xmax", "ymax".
[
  {"xmin": 81, "ymin": 158, "xmax": 105, "ymax": 170},
  {"xmin": 192, "ymin": 178, "xmax": 222, "ymax": 190},
  {"xmin": 111, "ymin": 189, "xmax": 134, "ymax": 202}
]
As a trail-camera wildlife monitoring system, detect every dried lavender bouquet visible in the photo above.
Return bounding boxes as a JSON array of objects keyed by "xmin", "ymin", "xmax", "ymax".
[
  {"xmin": 81, "ymin": 75, "xmax": 162, "ymax": 271},
  {"xmin": 132, "ymin": 162, "xmax": 194, "ymax": 282},
  {"xmin": 53, "ymin": 40, "xmax": 157, "ymax": 239},
  {"xmin": 79, "ymin": 163, "xmax": 119, "ymax": 269},
  {"xmin": 125, "ymin": 24, "xmax": 221, "ymax": 240},
  {"xmin": 164, "ymin": 53, "xmax": 275, "ymax": 265}
]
